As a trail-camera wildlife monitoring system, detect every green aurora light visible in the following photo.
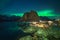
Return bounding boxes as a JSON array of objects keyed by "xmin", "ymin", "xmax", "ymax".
[
  {"xmin": 37, "ymin": 10, "xmax": 55, "ymax": 16},
  {"xmin": 11, "ymin": 10, "xmax": 59, "ymax": 17},
  {"xmin": 11, "ymin": 13, "xmax": 24, "ymax": 17}
]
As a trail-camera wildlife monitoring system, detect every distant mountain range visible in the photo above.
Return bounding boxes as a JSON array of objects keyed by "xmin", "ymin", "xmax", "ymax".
[{"xmin": 0, "ymin": 15, "xmax": 21, "ymax": 22}]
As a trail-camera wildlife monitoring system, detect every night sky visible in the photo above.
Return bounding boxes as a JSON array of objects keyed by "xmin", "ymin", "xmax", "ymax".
[{"xmin": 0, "ymin": 0, "xmax": 60, "ymax": 16}]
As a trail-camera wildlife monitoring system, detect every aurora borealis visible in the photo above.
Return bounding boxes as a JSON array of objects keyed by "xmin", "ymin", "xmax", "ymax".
[
  {"xmin": 0, "ymin": 0, "xmax": 60, "ymax": 17},
  {"xmin": 38, "ymin": 10, "xmax": 55, "ymax": 16},
  {"xmin": 11, "ymin": 10, "xmax": 59, "ymax": 17}
]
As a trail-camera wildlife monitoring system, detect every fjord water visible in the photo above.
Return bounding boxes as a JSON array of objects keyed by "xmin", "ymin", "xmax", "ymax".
[{"xmin": 0, "ymin": 22, "xmax": 22, "ymax": 40}]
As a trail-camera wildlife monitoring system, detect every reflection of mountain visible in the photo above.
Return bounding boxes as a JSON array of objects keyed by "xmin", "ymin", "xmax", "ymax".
[{"xmin": 22, "ymin": 10, "xmax": 39, "ymax": 22}]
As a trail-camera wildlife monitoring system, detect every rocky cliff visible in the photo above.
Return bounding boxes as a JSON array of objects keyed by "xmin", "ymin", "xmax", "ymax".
[{"xmin": 22, "ymin": 10, "xmax": 39, "ymax": 22}]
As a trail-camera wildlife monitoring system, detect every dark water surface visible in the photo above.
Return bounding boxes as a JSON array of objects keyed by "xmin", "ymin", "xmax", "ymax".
[{"xmin": 0, "ymin": 22, "xmax": 24, "ymax": 40}]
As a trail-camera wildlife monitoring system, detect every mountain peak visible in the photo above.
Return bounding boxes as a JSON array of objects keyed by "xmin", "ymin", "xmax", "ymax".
[{"xmin": 22, "ymin": 10, "xmax": 39, "ymax": 22}]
